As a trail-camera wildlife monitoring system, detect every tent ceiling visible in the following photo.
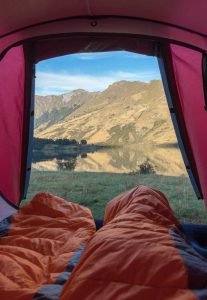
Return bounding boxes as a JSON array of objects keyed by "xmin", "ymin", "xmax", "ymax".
[
  {"xmin": 0, "ymin": 1, "xmax": 207, "ymax": 58},
  {"xmin": 0, "ymin": 0, "xmax": 207, "ymax": 38}
]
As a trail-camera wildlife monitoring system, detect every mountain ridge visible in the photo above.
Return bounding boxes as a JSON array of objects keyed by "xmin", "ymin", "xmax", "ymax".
[{"xmin": 34, "ymin": 79, "xmax": 176, "ymax": 146}]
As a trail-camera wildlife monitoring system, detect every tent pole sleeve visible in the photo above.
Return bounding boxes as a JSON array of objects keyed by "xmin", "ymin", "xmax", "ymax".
[
  {"xmin": 23, "ymin": 63, "xmax": 35, "ymax": 199},
  {"xmin": 20, "ymin": 43, "xmax": 35, "ymax": 201},
  {"xmin": 157, "ymin": 49, "xmax": 202, "ymax": 200},
  {"xmin": 202, "ymin": 52, "xmax": 207, "ymax": 110}
]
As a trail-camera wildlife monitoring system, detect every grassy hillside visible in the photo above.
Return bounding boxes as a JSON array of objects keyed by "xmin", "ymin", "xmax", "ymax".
[
  {"xmin": 35, "ymin": 80, "xmax": 174, "ymax": 146},
  {"xmin": 24, "ymin": 170, "xmax": 207, "ymax": 223}
]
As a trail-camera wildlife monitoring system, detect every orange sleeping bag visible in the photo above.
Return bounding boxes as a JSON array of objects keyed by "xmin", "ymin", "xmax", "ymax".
[
  {"xmin": 60, "ymin": 185, "xmax": 207, "ymax": 300},
  {"xmin": 0, "ymin": 192, "xmax": 96, "ymax": 300}
]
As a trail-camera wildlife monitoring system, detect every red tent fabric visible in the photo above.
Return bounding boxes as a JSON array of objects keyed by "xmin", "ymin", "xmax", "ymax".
[
  {"xmin": 161, "ymin": 45, "xmax": 207, "ymax": 200},
  {"xmin": 0, "ymin": 0, "xmax": 207, "ymax": 215},
  {"xmin": 0, "ymin": 0, "xmax": 207, "ymax": 54},
  {"xmin": 0, "ymin": 46, "xmax": 25, "ymax": 205}
]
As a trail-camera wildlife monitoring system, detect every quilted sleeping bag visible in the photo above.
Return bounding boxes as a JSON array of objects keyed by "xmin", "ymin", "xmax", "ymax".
[
  {"xmin": 0, "ymin": 192, "xmax": 96, "ymax": 300},
  {"xmin": 60, "ymin": 185, "xmax": 207, "ymax": 300},
  {"xmin": 1, "ymin": 185, "xmax": 207, "ymax": 300}
]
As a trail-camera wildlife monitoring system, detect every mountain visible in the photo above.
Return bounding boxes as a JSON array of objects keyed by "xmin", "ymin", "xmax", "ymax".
[
  {"xmin": 34, "ymin": 80, "xmax": 186, "ymax": 175},
  {"xmin": 35, "ymin": 89, "xmax": 98, "ymax": 130},
  {"xmin": 35, "ymin": 80, "xmax": 176, "ymax": 146}
]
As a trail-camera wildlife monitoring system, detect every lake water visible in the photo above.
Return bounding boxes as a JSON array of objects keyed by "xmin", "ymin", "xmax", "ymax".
[{"xmin": 32, "ymin": 145, "xmax": 186, "ymax": 176}]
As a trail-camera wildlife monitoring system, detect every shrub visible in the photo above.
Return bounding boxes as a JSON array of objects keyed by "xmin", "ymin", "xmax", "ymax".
[{"xmin": 138, "ymin": 160, "xmax": 156, "ymax": 174}]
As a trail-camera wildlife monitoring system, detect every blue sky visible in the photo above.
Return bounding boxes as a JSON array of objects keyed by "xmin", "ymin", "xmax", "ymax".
[{"xmin": 36, "ymin": 51, "xmax": 161, "ymax": 96}]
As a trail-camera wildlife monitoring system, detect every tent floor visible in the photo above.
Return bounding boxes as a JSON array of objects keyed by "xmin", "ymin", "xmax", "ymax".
[{"xmin": 180, "ymin": 223, "xmax": 207, "ymax": 258}]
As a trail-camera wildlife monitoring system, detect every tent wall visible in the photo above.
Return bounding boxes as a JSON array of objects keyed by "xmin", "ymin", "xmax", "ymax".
[
  {"xmin": 0, "ymin": 46, "xmax": 25, "ymax": 206},
  {"xmin": 160, "ymin": 44, "xmax": 207, "ymax": 202},
  {"xmin": 0, "ymin": 44, "xmax": 34, "ymax": 210}
]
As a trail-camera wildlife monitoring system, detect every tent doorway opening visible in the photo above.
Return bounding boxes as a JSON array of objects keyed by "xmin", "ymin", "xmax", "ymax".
[{"xmin": 23, "ymin": 50, "xmax": 205, "ymax": 223}]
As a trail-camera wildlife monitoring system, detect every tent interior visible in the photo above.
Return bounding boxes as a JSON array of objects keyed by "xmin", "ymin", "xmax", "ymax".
[
  {"xmin": 1, "ymin": 0, "xmax": 207, "ymax": 212},
  {"xmin": 1, "ymin": 1, "xmax": 207, "ymax": 299},
  {"xmin": 0, "ymin": 34, "xmax": 206, "ymax": 212}
]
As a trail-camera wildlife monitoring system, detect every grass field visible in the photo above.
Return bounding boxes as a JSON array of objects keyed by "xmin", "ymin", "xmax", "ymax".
[{"xmin": 24, "ymin": 170, "xmax": 207, "ymax": 224}]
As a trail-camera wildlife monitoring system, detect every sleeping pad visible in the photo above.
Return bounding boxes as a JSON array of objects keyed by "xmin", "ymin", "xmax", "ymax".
[
  {"xmin": 0, "ymin": 192, "xmax": 96, "ymax": 300},
  {"xmin": 60, "ymin": 185, "xmax": 207, "ymax": 300}
]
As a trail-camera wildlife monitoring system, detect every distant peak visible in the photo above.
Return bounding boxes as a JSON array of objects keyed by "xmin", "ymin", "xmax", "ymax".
[
  {"xmin": 107, "ymin": 80, "xmax": 148, "ymax": 88},
  {"xmin": 62, "ymin": 89, "xmax": 88, "ymax": 102}
]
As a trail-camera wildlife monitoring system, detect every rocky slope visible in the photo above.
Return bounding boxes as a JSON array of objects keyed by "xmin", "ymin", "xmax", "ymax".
[{"xmin": 35, "ymin": 80, "xmax": 176, "ymax": 146}]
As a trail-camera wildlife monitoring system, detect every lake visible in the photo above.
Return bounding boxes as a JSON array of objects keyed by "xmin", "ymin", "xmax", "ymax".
[{"xmin": 32, "ymin": 144, "xmax": 186, "ymax": 176}]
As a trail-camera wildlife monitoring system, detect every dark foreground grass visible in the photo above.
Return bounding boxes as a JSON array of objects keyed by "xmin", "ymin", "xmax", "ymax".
[{"xmin": 24, "ymin": 170, "xmax": 207, "ymax": 224}]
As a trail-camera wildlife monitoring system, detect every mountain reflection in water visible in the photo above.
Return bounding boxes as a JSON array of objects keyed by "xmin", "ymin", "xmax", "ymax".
[{"xmin": 32, "ymin": 145, "xmax": 186, "ymax": 176}]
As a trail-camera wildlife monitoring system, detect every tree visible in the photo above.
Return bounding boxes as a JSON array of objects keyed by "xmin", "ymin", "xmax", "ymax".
[{"xmin": 80, "ymin": 139, "xmax": 87, "ymax": 145}]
